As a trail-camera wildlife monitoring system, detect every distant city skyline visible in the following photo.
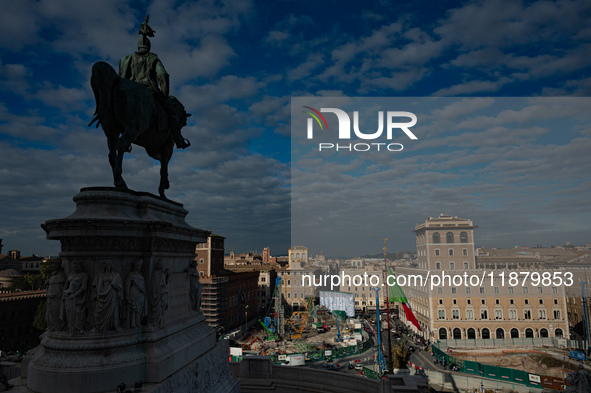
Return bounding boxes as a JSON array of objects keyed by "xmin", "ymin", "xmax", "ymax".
[
  {"xmin": 5, "ymin": 238, "xmax": 586, "ymax": 261},
  {"xmin": 1, "ymin": 1, "xmax": 590, "ymax": 257}
]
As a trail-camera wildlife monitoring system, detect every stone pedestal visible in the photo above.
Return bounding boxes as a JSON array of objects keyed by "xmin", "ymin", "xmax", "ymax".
[{"xmin": 26, "ymin": 187, "xmax": 240, "ymax": 393}]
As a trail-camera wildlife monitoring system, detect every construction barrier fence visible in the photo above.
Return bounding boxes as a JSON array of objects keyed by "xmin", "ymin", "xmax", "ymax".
[{"xmin": 432, "ymin": 343, "xmax": 565, "ymax": 391}]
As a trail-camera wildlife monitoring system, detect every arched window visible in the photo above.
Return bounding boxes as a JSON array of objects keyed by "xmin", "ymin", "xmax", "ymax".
[
  {"xmin": 511, "ymin": 328, "xmax": 519, "ymax": 338},
  {"xmin": 540, "ymin": 328, "xmax": 548, "ymax": 338},
  {"xmin": 481, "ymin": 328, "xmax": 490, "ymax": 339},
  {"xmin": 439, "ymin": 327, "xmax": 447, "ymax": 339},
  {"xmin": 496, "ymin": 328, "xmax": 505, "ymax": 339},
  {"xmin": 433, "ymin": 232, "xmax": 440, "ymax": 244},
  {"xmin": 446, "ymin": 232, "xmax": 454, "ymax": 243},
  {"xmin": 453, "ymin": 328, "xmax": 462, "ymax": 339},
  {"xmin": 460, "ymin": 232, "xmax": 468, "ymax": 243},
  {"xmin": 525, "ymin": 328, "xmax": 534, "ymax": 338},
  {"xmin": 467, "ymin": 328, "xmax": 476, "ymax": 339},
  {"xmin": 555, "ymin": 328, "xmax": 563, "ymax": 337}
]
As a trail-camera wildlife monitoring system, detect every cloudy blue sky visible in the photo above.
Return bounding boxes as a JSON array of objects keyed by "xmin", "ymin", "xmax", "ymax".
[{"xmin": 1, "ymin": 0, "xmax": 590, "ymax": 258}]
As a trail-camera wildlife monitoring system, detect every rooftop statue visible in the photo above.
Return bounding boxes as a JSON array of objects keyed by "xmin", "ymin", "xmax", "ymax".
[
  {"xmin": 567, "ymin": 364, "xmax": 591, "ymax": 393},
  {"xmin": 89, "ymin": 15, "xmax": 191, "ymax": 198}
]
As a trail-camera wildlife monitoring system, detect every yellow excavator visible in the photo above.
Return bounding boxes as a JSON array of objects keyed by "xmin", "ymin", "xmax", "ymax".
[{"xmin": 286, "ymin": 297, "xmax": 314, "ymax": 340}]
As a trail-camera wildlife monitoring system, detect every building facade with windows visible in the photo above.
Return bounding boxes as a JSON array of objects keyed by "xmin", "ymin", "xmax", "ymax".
[
  {"xmin": 0, "ymin": 290, "xmax": 45, "ymax": 351},
  {"xmin": 395, "ymin": 214, "xmax": 568, "ymax": 341},
  {"xmin": 225, "ymin": 264, "xmax": 278, "ymax": 315},
  {"xmin": 547, "ymin": 262, "xmax": 591, "ymax": 340},
  {"xmin": 274, "ymin": 246, "xmax": 320, "ymax": 311},
  {"xmin": 338, "ymin": 268, "xmax": 387, "ymax": 313},
  {"xmin": 288, "ymin": 246, "xmax": 308, "ymax": 267},
  {"xmin": 195, "ymin": 234, "xmax": 226, "ymax": 277},
  {"xmin": 195, "ymin": 234, "xmax": 258, "ymax": 333},
  {"xmin": 277, "ymin": 261, "xmax": 317, "ymax": 310}
]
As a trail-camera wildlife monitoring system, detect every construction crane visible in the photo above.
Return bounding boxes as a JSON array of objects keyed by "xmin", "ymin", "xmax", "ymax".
[
  {"xmin": 372, "ymin": 287, "xmax": 387, "ymax": 374},
  {"xmin": 334, "ymin": 313, "xmax": 342, "ymax": 342},
  {"xmin": 265, "ymin": 277, "xmax": 284, "ymax": 338}
]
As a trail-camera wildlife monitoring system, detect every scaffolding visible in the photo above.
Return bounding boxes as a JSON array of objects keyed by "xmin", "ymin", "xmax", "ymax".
[{"xmin": 200, "ymin": 276, "xmax": 228, "ymax": 330}]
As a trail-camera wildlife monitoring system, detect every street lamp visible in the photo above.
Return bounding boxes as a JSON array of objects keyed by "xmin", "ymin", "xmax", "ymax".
[{"xmin": 244, "ymin": 304, "xmax": 249, "ymax": 333}]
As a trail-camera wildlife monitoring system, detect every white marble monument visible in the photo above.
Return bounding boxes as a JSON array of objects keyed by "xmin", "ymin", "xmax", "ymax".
[{"xmin": 24, "ymin": 187, "xmax": 240, "ymax": 393}]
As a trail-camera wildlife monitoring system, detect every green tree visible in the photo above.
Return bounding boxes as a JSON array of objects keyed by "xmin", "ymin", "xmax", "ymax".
[
  {"xmin": 8, "ymin": 275, "xmax": 29, "ymax": 291},
  {"xmin": 24, "ymin": 273, "xmax": 39, "ymax": 291},
  {"xmin": 39, "ymin": 258, "xmax": 56, "ymax": 283}
]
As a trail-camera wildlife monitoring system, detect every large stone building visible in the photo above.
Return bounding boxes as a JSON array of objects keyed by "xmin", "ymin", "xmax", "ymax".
[
  {"xmin": 338, "ymin": 267, "xmax": 387, "ymax": 313},
  {"xmin": 195, "ymin": 234, "xmax": 226, "ymax": 277},
  {"xmin": 0, "ymin": 252, "xmax": 23, "ymax": 289},
  {"xmin": 396, "ymin": 214, "xmax": 569, "ymax": 341},
  {"xmin": 547, "ymin": 259, "xmax": 591, "ymax": 340},
  {"xmin": 288, "ymin": 245, "xmax": 308, "ymax": 265},
  {"xmin": 277, "ymin": 246, "xmax": 318, "ymax": 310},
  {"xmin": 225, "ymin": 264, "xmax": 278, "ymax": 315},
  {"xmin": 195, "ymin": 235, "xmax": 258, "ymax": 334},
  {"xmin": 276, "ymin": 263, "xmax": 317, "ymax": 311},
  {"xmin": 0, "ymin": 290, "xmax": 45, "ymax": 352}
]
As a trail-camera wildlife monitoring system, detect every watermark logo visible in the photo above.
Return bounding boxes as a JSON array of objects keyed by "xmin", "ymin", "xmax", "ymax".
[{"xmin": 303, "ymin": 106, "xmax": 418, "ymax": 152}]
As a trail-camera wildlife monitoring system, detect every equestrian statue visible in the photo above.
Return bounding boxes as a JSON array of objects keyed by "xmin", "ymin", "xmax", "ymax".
[{"xmin": 89, "ymin": 15, "xmax": 190, "ymax": 198}]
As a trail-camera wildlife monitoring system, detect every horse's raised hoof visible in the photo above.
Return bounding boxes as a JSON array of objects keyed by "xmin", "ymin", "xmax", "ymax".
[{"xmin": 177, "ymin": 138, "xmax": 190, "ymax": 149}]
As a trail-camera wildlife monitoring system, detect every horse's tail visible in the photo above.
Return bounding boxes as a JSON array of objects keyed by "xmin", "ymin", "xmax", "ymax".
[{"xmin": 89, "ymin": 61, "xmax": 118, "ymax": 128}]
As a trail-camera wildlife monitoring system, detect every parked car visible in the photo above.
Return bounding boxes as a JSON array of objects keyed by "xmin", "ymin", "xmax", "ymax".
[{"xmin": 355, "ymin": 364, "xmax": 364, "ymax": 371}]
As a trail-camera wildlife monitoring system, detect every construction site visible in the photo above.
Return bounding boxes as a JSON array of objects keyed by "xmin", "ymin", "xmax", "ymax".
[{"xmin": 236, "ymin": 277, "xmax": 373, "ymax": 360}]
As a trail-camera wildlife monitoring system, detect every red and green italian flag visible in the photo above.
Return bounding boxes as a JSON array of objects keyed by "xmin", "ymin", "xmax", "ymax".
[{"xmin": 387, "ymin": 266, "xmax": 422, "ymax": 331}]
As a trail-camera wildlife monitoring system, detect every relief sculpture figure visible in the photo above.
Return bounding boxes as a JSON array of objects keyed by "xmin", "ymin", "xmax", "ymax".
[
  {"xmin": 125, "ymin": 259, "xmax": 147, "ymax": 328},
  {"xmin": 46, "ymin": 259, "xmax": 66, "ymax": 331},
  {"xmin": 186, "ymin": 260, "xmax": 202, "ymax": 312},
  {"xmin": 150, "ymin": 259, "xmax": 170, "ymax": 328},
  {"xmin": 61, "ymin": 260, "xmax": 89, "ymax": 334},
  {"xmin": 92, "ymin": 261, "xmax": 123, "ymax": 333}
]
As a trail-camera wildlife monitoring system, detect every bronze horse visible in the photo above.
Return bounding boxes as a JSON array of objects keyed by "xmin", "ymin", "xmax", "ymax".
[{"xmin": 89, "ymin": 61, "xmax": 190, "ymax": 198}]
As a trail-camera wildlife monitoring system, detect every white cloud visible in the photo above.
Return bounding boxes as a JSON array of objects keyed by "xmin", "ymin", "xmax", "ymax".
[
  {"xmin": 434, "ymin": 78, "xmax": 512, "ymax": 96},
  {"xmin": 35, "ymin": 84, "xmax": 91, "ymax": 110},
  {"xmin": 177, "ymin": 75, "xmax": 265, "ymax": 110}
]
